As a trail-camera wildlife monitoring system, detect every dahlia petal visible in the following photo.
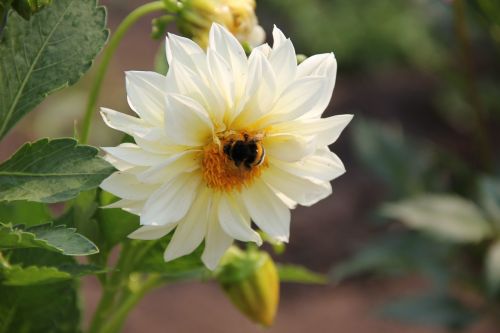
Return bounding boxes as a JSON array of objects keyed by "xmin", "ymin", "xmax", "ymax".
[
  {"xmin": 241, "ymin": 180, "xmax": 290, "ymax": 242},
  {"xmin": 258, "ymin": 76, "xmax": 327, "ymax": 126},
  {"xmin": 271, "ymin": 148, "xmax": 346, "ymax": 182},
  {"xmin": 137, "ymin": 150, "xmax": 200, "ymax": 184},
  {"xmin": 202, "ymin": 202, "xmax": 233, "ymax": 270},
  {"xmin": 263, "ymin": 166, "xmax": 332, "ymax": 206},
  {"xmin": 218, "ymin": 194, "xmax": 262, "ymax": 244},
  {"xmin": 102, "ymin": 198, "xmax": 145, "ymax": 215},
  {"xmin": 125, "ymin": 71, "xmax": 165, "ymax": 124},
  {"xmin": 269, "ymin": 38, "xmax": 297, "ymax": 93},
  {"xmin": 100, "ymin": 171, "xmax": 156, "ymax": 201},
  {"xmin": 141, "ymin": 173, "xmax": 201, "ymax": 226},
  {"xmin": 166, "ymin": 33, "xmax": 205, "ymax": 70},
  {"xmin": 264, "ymin": 134, "xmax": 315, "ymax": 162},
  {"xmin": 163, "ymin": 186, "xmax": 211, "ymax": 261},
  {"xmin": 128, "ymin": 224, "xmax": 176, "ymax": 240},
  {"xmin": 100, "ymin": 108, "xmax": 151, "ymax": 138},
  {"xmin": 207, "ymin": 49, "xmax": 235, "ymax": 108},
  {"xmin": 102, "ymin": 143, "xmax": 169, "ymax": 167},
  {"xmin": 164, "ymin": 93, "xmax": 213, "ymax": 146},
  {"xmin": 272, "ymin": 25, "xmax": 287, "ymax": 49}
]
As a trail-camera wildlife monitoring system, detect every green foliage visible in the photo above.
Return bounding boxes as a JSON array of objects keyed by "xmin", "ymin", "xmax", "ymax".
[
  {"xmin": 0, "ymin": 200, "xmax": 51, "ymax": 226},
  {"xmin": 485, "ymin": 240, "xmax": 500, "ymax": 294},
  {"xmin": 0, "ymin": 281, "xmax": 80, "ymax": 333},
  {"xmin": 0, "ymin": 138, "xmax": 115, "ymax": 203},
  {"xmin": 0, "ymin": 0, "xmax": 108, "ymax": 139},
  {"xmin": 133, "ymin": 238, "xmax": 207, "ymax": 281},
  {"xmin": 97, "ymin": 190, "xmax": 139, "ymax": 249},
  {"xmin": 0, "ymin": 222, "xmax": 98, "ymax": 255},
  {"xmin": 382, "ymin": 195, "xmax": 492, "ymax": 243},
  {"xmin": 480, "ymin": 177, "xmax": 500, "ymax": 227},
  {"xmin": 277, "ymin": 264, "xmax": 327, "ymax": 284},
  {"xmin": 381, "ymin": 293, "xmax": 477, "ymax": 330}
]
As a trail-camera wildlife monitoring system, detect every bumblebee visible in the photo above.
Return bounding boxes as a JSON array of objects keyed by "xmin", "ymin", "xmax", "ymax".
[{"xmin": 223, "ymin": 133, "xmax": 265, "ymax": 169}]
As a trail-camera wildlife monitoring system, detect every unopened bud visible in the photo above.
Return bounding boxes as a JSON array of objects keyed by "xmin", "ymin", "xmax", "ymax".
[
  {"xmin": 216, "ymin": 247, "xmax": 279, "ymax": 326},
  {"xmin": 12, "ymin": 0, "xmax": 52, "ymax": 20}
]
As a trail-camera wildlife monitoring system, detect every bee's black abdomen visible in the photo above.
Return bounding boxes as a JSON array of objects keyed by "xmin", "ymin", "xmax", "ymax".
[{"xmin": 225, "ymin": 139, "xmax": 259, "ymax": 169}]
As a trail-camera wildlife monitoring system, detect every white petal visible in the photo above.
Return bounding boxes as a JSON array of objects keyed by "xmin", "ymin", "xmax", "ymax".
[
  {"xmin": 164, "ymin": 94, "xmax": 213, "ymax": 146},
  {"xmin": 241, "ymin": 180, "xmax": 290, "ymax": 242},
  {"xmin": 100, "ymin": 171, "xmax": 156, "ymax": 200},
  {"xmin": 166, "ymin": 33, "xmax": 205, "ymax": 71},
  {"xmin": 271, "ymin": 148, "xmax": 346, "ymax": 182},
  {"xmin": 272, "ymin": 25, "xmax": 287, "ymax": 49},
  {"xmin": 163, "ymin": 185, "xmax": 211, "ymax": 261},
  {"xmin": 269, "ymin": 39, "xmax": 296, "ymax": 93},
  {"xmin": 272, "ymin": 114, "xmax": 353, "ymax": 146},
  {"xmin": 102, "ymin": 154, "xmax": 134, "ymax": 171},
  {"xmin": 264, "ymin": 134, "xmax": 315, "ymax": 162},
  {"xmin": 209, "ymin": 23, "xmax": 247, "ymax": 99},
  {"xmin": 297, "ymin": 53, "xmax": 337, "ymax": 119},
  {"xmin": 102, "ymin": 143, "xmax": 169, "ymax": 167},
  {"xmin": 218, "ymin": 193, "xmax": 262, "ymax": 244},
  {"xmin": 100, "ymin": 108, "xmax": 151, "ymax": 138},
  {"xmin": 137, "ymin": 150, "xmax": 200, "ymax": 184},
  {"xmin": 202, "ymin": 199, "xmax": 233, "ymax": 270},
  {"xmin": 102, "ymin": 198, "xmax": 145, "ymax": 215},
  {"xmin": 231, "ymin": 50, "xmax": 277, "ymax": 128},
  {"xmin": 128, "ymin": 224, "xmax": 175, "ymax": 240},
  {"xmin": 141, "ymin": 173, "xmax": 201, "ymax": 226},
  {"xmin": 207, "ymin": 48, "xmax": 235, "ymax": 109},
  {"xmin": 263, "ymin": 166, "xmax": 332, "ymax": 206},
  {"xmin": 125, "ymin": 71, "xmax": 165, "ymax": 124},
  {"xmin": 258, "ymin": 76, "xmax": 327, "ymax": 127}
]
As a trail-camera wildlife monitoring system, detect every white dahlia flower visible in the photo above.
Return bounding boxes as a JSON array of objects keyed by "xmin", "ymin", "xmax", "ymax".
[{"xmin": 100, "ymin": 23, "xmax": 352, "ymax": 270}]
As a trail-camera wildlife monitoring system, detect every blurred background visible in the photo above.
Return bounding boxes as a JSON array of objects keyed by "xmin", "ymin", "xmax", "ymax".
[{"xmin": 1, "ymin": 0, "xmax": 500, "ymax": 332}]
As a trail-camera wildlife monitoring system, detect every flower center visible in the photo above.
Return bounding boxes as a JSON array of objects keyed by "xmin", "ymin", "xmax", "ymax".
[{"xmin": 202, "ymin": 131, "xmax": 267, "ymax": 192}]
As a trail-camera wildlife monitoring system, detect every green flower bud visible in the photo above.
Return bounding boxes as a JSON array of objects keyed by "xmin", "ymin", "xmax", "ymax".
[
  {"xmin": 11, "ymin": 0, "xmax": 52, "ymax": 20},
  {"xmin": 216, "ymin": 247, "xmax": 279, "ymax": 327}
]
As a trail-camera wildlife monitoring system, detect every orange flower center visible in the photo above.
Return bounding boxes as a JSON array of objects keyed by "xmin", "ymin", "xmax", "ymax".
[{"xmin": 202, "ymin": 131, "xmax": 267, "ymax": 192}]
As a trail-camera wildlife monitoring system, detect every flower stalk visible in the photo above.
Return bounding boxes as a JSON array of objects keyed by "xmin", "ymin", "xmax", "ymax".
[{"xmin": 80, "ymin": 1, "xmax": 169, "ymax": 144}]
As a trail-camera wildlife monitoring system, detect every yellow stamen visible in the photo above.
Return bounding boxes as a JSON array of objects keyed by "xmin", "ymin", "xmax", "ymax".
[{"xmin": 202, "ymin": 132, "xmax": 267, "ymax": 192}]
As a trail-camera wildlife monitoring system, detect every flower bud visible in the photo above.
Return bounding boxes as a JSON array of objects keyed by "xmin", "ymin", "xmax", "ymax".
[
  {"xmin": 11, "ymin": 0, "xmax": 52, "ymax": 20},
  {"xmin": 177, "ymin": 0, "xmax": 265, "ymax": 48},
  {"xmin": 216, "ymin": 247, "xmax": 279, "ymax": 327}
]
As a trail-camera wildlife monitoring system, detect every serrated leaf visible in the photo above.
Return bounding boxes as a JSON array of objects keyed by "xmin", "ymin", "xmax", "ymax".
[
  {"xmin": 0, "ymin": 138, "xmax": 115, "ymax": 203},
  {"xmin": 0, "ymin": 222, "xmax": 98, "ymax": 255},
  {"xmin": 382, "ymin": 194, "xmax": 492, "ymax": 243},
  {"xmin": 277, "ymin": 264, "xmax": 327, "ymax": 284},
  {"xmin": 0, "ymin": 263, "xmax": 105, "ymax": 286},
  {"xmin": 1, "ymin": 265, "xmax": 71, "ymax": 285},
  {"xmin": 0, "ymin": 0, "xmax": 108, "ymax": 138}
]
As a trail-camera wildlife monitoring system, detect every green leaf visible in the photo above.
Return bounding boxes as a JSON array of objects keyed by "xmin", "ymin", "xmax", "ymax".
[
  {"xmin": 1, "ymin": 265, "xmax": 70, "ymax": 285},
  {"xmin": 0, "ymin": 222, "xmax": 98, "ymax": 255},
  {"xmin": 277, "ymin": 264, "xmax": 327, "ymax": 284},
  {"xmin": 0, "ymin": 0, "xmax": 108, "ymax": 138},
  {"xmin": 132, "ymin": 238, "xmax": 207, "ymax": 281},
  {"xmin": 0, "ymin": 200, "xmax": 51, "ymax": 226},
  {"xmin": 382, "ymin": 194, "xmax": 492, "ymax": 243},
  {"xmin": 381, "ymin": 293, "xmax": 477, "ymax": 330},
  {"xmin": 0, "ymin": 138, "xmax": 115, "ymax": 203},
  {"xmin": 0, "ymin": 281, "xmax": 80, "ymax": 333},
  {"xmin": 0, "ymin": 263, "xmax": 105, "ymax": 285}
]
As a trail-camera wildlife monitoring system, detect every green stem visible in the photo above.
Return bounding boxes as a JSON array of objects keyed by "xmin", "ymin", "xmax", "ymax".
[
  {"xmin": 452, "ymin": 0, "xmax": 492, "ymax": 172},
  {"xmin": 98, "ymin": 274, "xmax": 162, "ymax": 333},
  {"xmin": 79, "ymin": 1, "xmax": 167, "ymax": 144}
]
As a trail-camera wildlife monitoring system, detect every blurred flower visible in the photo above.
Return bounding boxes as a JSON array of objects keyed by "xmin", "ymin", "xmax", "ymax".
[
  {"xmin": 100, "ymin": 24, "xmax": 351, "ymax": 270},
  {"xmin": 177, "ymin": 0, "xmax": 265, "ymax": 48},
  {"xmin": 216, "ymin": 247, "xmax": 279, "ymax": 326}
]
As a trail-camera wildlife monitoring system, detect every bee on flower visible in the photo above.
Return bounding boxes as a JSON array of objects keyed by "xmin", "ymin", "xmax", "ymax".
[
  {"xmin": 177, "ymin": 0, "xmax": 265, "ymax": 48},
  {"xmin": 100, "ymin": 23, "xmax": 352, "ymax": 270}
]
